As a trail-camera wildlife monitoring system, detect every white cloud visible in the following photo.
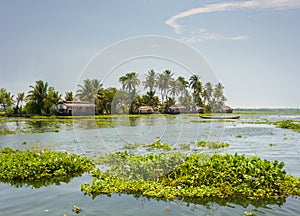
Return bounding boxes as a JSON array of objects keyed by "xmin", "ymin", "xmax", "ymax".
[
  {"xmin": 180, "ymin": 28, "xmax": 250, "ymax": 43},
  {"xmin": 166, "ymin": 0, "xmax": 300, "ymax": 41}
]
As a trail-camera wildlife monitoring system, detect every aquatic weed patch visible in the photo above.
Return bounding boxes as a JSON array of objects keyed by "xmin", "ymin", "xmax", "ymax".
[
  {"xmin": 82, "ymin": 153, "xmax": 300, "ymax": 201},
  {"xmin": 0, "ymin": 148, "xmax": 94, "ymax": 181},
  {"xmin": 275, "ymin": 120, "xmax": 300, "ymax": 132},
  {"xmin": 123, "ymin": 140, "xmax": 171, "ymax": 151},
  {"xmin": 197, "ymin": 140, "xmax": 230, "ymax": 149},
  {"xmin": 94, "ymin": 152, "xmax": 185, "ymax": 180}
]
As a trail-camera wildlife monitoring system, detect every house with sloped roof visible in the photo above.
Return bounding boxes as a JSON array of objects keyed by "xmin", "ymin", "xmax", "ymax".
[{"xmin": 54, "ymin": 101, "xmax": 96, "ymax": 116}]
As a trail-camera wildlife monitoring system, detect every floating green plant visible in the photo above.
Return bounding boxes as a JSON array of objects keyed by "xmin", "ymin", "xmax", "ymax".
[
  {"xmin": 236, "ymin": 134, "xmax": 243, "ymax": 138},
  {"xmin": 123, "ymin": 140, "xmax": 171, "ymax": 151},
  {"xmin": 145, "ymin": 140, "xmax": 171, "ymax": 151},
  {"xmin": 197, "ymin": 141, "xmax": 230, "ymax": 149},
  {"xmin": 0, "ymin": 148, "xmax": 94, "ymax": 182},
  {"xmin": 82, "ymin": 153, "xmax": 300, "ymax": 201},
  {"xmin": 275, "ymin": 120, "xmax": 300, "ymax": 132},
  {"xmin": 123, "ymin": 142, "xmax": 142, "ymax": 150},
  {"xmin": 72, "ymin": 205, "xmax": 81, "ymax": 214},
  {"xmin": 94, "ymin": 151, "xmax": 185, "ymax": 180}
]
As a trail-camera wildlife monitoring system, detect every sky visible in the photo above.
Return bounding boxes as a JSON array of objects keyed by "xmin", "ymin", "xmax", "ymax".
[{"xmin": 0, "ymin": 0, "xmax": 299, "ymax": 108}]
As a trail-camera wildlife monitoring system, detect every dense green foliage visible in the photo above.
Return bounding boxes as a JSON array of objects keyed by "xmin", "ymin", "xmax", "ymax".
[
  {"xmin": 94, "ymin": 151, "xmax": 185, "ymax": 180},
  {"xmin": 0, "ymin": 148, "xmax": 94, "ymax": 181},
  {"xmin": 1, "ymin": 69, "xmax": 228, "ymax": 115},
  {"xmin": 82, "ymin": 153, "xmax": 300, "ymax": 201}
]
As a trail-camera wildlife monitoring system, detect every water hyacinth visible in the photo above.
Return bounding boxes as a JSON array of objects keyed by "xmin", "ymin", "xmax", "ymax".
[
  {"xmin": 275, "ymin": 120, "xmax": 300, "ymax": 132},
  {"xmin": 82, "ymin": 153, "xmax": 300, "ymax": 201},
  {"xmin": 0, "ymin": 148, "xmax": 94, "ymax": 181}
]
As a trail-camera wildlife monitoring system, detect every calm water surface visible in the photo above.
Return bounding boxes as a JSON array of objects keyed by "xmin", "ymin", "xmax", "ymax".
[{"xmin": 0, "ymin": 114, "xmax": 300, "ymax": 215}]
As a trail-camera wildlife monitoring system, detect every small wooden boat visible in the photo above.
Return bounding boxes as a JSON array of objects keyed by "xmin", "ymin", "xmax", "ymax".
[{"xmin": 199, "ymin": 115, "xmax": 240, "ymax": 120}]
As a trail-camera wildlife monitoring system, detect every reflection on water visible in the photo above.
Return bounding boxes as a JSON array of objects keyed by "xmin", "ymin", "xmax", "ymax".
[
  {"xmin": 1, "ymin": 173, "xmax": 80, "ymax": 189},
  {"xmin": 0, "ymin": 114, "xmax": 300, "ymax": 215}
]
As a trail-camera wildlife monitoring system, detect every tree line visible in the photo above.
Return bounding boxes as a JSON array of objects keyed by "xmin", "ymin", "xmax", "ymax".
[{"xmin": 0, "ymin": 69, "xmax": 227, "ymax": 115}]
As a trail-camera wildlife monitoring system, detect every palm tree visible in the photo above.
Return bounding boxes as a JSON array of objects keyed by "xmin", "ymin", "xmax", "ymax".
[
  {"xmin": 156, "ymin": 73, "xmax": 165, "ymax": 105},
  {"xmin": 48, "ymin": 87, "xmax": 62, "ymax": 104},
  {"xmin": 27, "ymin": 80, "xmax": 49, "ymax": 114},
  {"xmin": 157, "ymin": 70, "xmax": 173, "ymax": 105},
  {"xmin": 119, "ymin": 72, "xmax": 140, "ymax": 95},
  {"xmin": 177, "ymin": 76, "xmax": 189, "ymax": 97},
  {"xmin": 213, "ymin": 82, "xmax": 227, "ymax": 111},
  {"xmin": 202, "ymin": 82, "xmax": 213, "ymax": 105},
  {"xmin": 119, "ymin": 72, "xmax": 140, "ymax": 113},
  {"xmin": 15, "ymin": 92, "xmax": 25, "ymax": 114},
  {"xmin": 64, "ymin": 92, "xmax": 73, "ymax": 101},
  {"xmin": 143, "ymin": 69, "xmax": 157, "ymax": 93},
  {"xmin": 168, "ymin": 80, "xmax": 180, "ymax": 100},
  {"xmin": 76, "ymin": 79, "xmax": 102, "ymax": 102},
  {"xmin": 97, "ymin": 87, "xmax": 109, "ymax": 114},
  {"xmin": 189, "ymin": 75, "xmax": 203, "ymax": 106},
  {"xmin": 45, "ymin": 87, "xmax": 62, "ymax": 114}
]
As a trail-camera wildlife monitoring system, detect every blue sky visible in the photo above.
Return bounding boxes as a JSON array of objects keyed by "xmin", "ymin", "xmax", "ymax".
[{"xmin": 0, "ymin": 0, "xmax": 299, "ymax": 108}]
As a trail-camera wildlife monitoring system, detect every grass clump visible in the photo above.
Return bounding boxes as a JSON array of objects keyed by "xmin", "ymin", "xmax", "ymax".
[
  {"xmin": 82, "ymin": 153, "xmax": 300, "ymax": 201},
  {"xmin": 0, "ymin": 148, "xmax": 94, "ymax": 181}
]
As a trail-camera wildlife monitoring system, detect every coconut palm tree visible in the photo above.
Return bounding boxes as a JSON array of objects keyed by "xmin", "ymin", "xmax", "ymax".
[
  {"xmin": 27, "ymin": 80, "xmax": 49, "ymax": 114},
  {"xmin": 202, "ymin": 82, "xmax": 213, "ymax": 105},
  {"xmin": 213, "ymin": 82, "xmax": 227, "ymax": 111},
  {"xmin": 189, "ymin": 75, "xmax": 203, "ymax": 106},
  {"xmin": 64, "ymin": 92, "xmax": 73, "ymax": 101},
  {"xmin": 168, "ymin": 80, "xmax": 180, "ymax": 100},
  {"xmin": 143, "ymin": 69, "xmax": 157, "ymax": 93},
  {"xmin": 177, "ymin": 76, "xmax": 189, "ymax": 97},
  {"xmin": 119, "ymin": 72, "xmax": 140, "ymax": 96},
  {"xmin": 76, "ymin": 79, "xmax": 102, "ymax": 102},
  {"xmin": 157, "ymin": 70, "xmax": 173, "ymax": 105},
  {"xmin": 45, "ymin": 87, "xmax": 62, "ymax": 114},
  {"xmin": 119, "ymin": 72, "xmax": 140, "ymax": 113},
  {"xmin": 47, "ymin": 87, "xmax": 61, "ymax": 104},
  {"xmin": 14, "ymin": 92, "xmax": 25, "ymax": 114}
]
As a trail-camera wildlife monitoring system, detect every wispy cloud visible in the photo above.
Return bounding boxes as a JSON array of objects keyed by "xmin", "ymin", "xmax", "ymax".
[
  {"xmin": 180, "ymin": 28, "xmax": 250, "ymax": 43},
  {"xmin": 166, "ymin": 0, "xmax": 300, "ymax": 42}
]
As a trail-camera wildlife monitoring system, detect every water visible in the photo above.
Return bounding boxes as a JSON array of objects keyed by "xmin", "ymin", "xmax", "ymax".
[{"xmin": 0, "ymin": 114, "xmax": 300, "ymax": 215}]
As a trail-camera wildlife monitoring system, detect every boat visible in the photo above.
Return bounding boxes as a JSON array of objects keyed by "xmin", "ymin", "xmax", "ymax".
[{"xmin": 199, "ymin": 115, "xmax": 240, "ymax": 120}]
